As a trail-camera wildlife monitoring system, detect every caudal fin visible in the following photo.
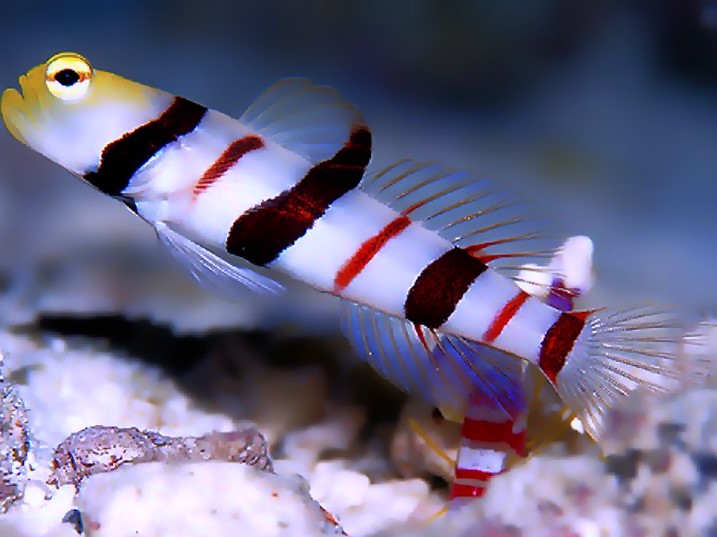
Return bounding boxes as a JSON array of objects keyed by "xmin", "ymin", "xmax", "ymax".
[{"xmin": 542, "ymin": 307, "xmax": 708, "ymax": 440}]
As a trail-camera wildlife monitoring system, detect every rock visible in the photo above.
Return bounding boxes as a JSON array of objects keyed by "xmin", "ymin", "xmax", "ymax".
[
  {"xmin": 76, "ymin": 462, "xmax": 347, "ymax": 537},
  {"xmin": 0, "ymin": 353, "xmax": 30, "ymax": 513},
  {"xmin": 0, "ymin": 332, "xmax": 238, "ymax": 450},
  {"xmin": 598, "ymin": 389, "xmax": 717, "ymax": 536},
  {"xmin": 48, "ymin": 424, "xmax": 272, "ymax": 488}
]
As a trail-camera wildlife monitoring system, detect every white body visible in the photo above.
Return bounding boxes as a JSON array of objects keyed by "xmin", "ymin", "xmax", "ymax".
[{"xmin": 127, "ymin": 109, "xmax": 562, "ymax": 366}]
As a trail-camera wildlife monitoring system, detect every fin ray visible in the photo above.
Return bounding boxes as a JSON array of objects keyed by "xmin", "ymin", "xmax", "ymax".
[
  {"xmin": 155, "ymin": 222, "xmax": 283, "ymax": 297},
  {"xmin": 551, "ymin": 307, "xmax": 708, "ymax": 440},
  {"xmin": 361, "ymin": 160, "xmax": 566, "ymax": 283},
  {"xmin": 340, "ymin": 301, "xmax": 526, "ymax": 421},
  {"xmin": 240, "ymin": 78, "xmax": 364, "ymax": 164}
]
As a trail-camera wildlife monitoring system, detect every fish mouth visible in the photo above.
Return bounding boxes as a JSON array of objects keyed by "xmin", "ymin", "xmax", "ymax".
[
  {"xmin": 1, "ymin": 76, "xmax": 29, "ymax": 145},
  {"xmin": 6, "ymin": 75, "xmax": 27, "ymax": 102},
  {"xmin": 16, "ymin": 76, "xmax": 27, "ymax": 99}
]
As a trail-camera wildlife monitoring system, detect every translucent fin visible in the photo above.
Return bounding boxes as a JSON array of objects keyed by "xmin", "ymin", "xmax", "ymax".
[
  {"xmin": 340, "ymin": 301, "xmax": 525, "ymax": 421},
  {"xmin": 553, "ymin": 307, "xmax": 708, "ymax": 440},
  {"xmin": 407, "ymin": 418, "xmax": 456, "ymax": 468},
  {"xmin": 155, "ymin": 222, "xmax": 283, "ymax": 297},
  {"xmin": 240, "ymin": 78, "xmax": 365, "ymax": 163},
  {"xmin": 515, "ymin": 236, "xmax": 593, "ymax": 441},
  {"xmin": 679, "ymin": 319, "xmax": 717, "ymax": 385},
  {"xmin": 522, "ymin": 365, "xmax": 577, "ymax": 452},
  {"xmin": 516, "ymin": 235, "xmax": 594, "ymax": 311},
  {"xmin": 551, "ymin": 235, "xmax": 594, "ymax": 293},
  {"xmin": 360, "ymin": 160, "xmax": 564, "ymax": 282}
]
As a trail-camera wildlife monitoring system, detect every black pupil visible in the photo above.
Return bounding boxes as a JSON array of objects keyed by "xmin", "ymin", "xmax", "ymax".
[{"xmin": 54, "ymin": 69, "xmax": 80, "ymax": 87}]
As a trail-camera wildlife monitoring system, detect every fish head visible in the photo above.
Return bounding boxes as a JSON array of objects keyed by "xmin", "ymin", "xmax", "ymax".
[{"xmin": 2, "ymin": 52, "xmax": 172, "ymax": 181}]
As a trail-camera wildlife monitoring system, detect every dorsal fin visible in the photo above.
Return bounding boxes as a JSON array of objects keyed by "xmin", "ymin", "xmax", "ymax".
[
  {"xmin": 240, "ymin": 77, "xmax": 366, "ymax": 164},
  {"xmin": 360, "ymin": 160, "xmax": 567, "ymax": 286}
]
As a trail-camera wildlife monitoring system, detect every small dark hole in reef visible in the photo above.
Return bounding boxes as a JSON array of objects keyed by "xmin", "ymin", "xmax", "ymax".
[
  {"xmin": 657, "ymin": 422, "xmax": 685, "ymax": 446},
  {"xmin": 604, "ymin": 449, "xmax": 640, "ymax": 482},
  {"xmin": 670, "ymin": 487, "xmax": 693, "ymax": 511},
  {"xmin": 62, "ymin": 508, "xmax": 84, "ymax": 534},
  {"xmin": 693, "ymin": 452, "xmax": 717, "ymax": 479},
  {"xmin": 426, "ymin": 474, "xmax": 449, "ymax": 492}
]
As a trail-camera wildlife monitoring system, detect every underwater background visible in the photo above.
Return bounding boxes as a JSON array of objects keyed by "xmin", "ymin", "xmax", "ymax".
[
  {"xmin": 1, "ymin": 2, "xmax": 717, "ymax": 536},
  {"xmin": 1, "ymin": 0, "xmax": 716, "ymax": 310}
]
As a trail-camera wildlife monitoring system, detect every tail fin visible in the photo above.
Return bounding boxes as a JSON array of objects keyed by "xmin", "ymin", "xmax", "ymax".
[{"xmin": 543, "ymin": 306, "xmax": 708, "ymax": 441}]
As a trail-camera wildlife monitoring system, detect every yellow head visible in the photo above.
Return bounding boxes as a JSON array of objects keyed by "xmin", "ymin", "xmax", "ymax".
[{"xmin": 2, "ymin": 52, "xmax": 173, "ymax": 180}]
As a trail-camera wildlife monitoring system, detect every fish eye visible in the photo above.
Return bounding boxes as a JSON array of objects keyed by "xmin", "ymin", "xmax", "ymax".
[
  {"xmin": 54, "ymin": 69, "xmax": 80, "ymax": 87},
  {"xmin": 45, "ymin": 52, "xmax": 93, "ymax": 101}
]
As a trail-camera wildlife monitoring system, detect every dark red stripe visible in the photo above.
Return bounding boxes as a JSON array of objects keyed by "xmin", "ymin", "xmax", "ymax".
[
  {"xmin": 225, "ymin": 126, "xmax": 372, "ymax": 266},
  {"xmin": 193, "ymin": 135, "xmax": 264, "ymax": 199},
  {"xmin": 538, "ymin": 312, "xmax": 588, "ymax": 383},
  {"xmin": 404, "ymin": 248, "xmax": 488, "ymax": 328},
  {"xmin": 333, "ymin": 215, "xmax": 411, "ymax": 291},
  {"xmin": 483, "ymin": 290, "xmax": 530, "ymax": 343},
  {"xmin": 450, "ymin": 481, "xmax": 488, "ymax": 499},
  {"xmin": 84, "ymin": 97, "xmax": 207, "ymax": 196},
  {"xmin": 461, "ymin": 417, "xmax": 526, "ymax": 454}
]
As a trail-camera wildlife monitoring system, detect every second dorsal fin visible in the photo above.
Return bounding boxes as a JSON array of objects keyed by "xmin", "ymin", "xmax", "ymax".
[{"xmin": 360, "ymin": 160, "xmax": 566, "ymax": 286}]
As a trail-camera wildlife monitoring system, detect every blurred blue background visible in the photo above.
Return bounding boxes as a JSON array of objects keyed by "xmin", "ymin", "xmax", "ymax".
[{"xmin": 1, "ymin": 0, "xmax": 716, "ymax": 317}]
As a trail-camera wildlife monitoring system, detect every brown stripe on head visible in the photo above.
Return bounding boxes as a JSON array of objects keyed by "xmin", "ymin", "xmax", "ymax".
[
  {"xmin": 404, "ymin": 247, "xmax": 488, "ymax": 329},
  {"xmin": 193, "ymin": 135, "xmax": 264, "ymax": 199},
  {"xmin": 84, "ymin": 97, "xmax": 207, "ymax": 197},
  {"xmin": 538, "ymin": 312, "xmax": 588, "ymax": 383},
  {"xmin": 225, "ymin": 125, "xmax": 372, "ymax": 266}
]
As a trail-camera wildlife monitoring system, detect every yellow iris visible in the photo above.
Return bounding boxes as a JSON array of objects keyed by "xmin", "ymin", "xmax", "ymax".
[{"xmin": 44, "ymin": 52, "xmax": 94, "ymax": 101}]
